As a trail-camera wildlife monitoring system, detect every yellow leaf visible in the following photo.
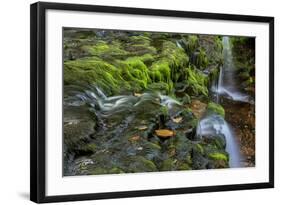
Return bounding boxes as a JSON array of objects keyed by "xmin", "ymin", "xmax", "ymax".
[{"xmin": 155, "ymin": 129, "xmax": 175, "ymax": 138}]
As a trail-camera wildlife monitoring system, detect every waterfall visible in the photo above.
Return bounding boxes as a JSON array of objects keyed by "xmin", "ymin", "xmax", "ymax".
[
  {"xmin": 216, "ymin": 37, "xmax": 250, "ymax": 103},
  {"xmin": 197, "ymin": 36, "xmax": 246, "ymax": 168},
  {"xmin": 196, "ymin": 115, "xmax": 242, "ymax": 168}
]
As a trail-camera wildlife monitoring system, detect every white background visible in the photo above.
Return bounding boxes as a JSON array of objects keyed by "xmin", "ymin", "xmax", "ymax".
[{"xmin": 0, "ymin": 0, "xmax": 279, "ymax": 204}]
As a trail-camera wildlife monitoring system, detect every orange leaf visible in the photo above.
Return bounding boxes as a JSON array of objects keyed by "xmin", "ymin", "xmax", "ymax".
[
  {"xmin": 155, "ymin": 129, "xmax": 175, "ymax": 138},
  {"xmin": 129, "ymin": 135, "xmax": 140, "ymax": 142}
]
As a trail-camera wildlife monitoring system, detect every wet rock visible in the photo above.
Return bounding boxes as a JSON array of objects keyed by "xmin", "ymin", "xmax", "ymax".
[
  {"xmin": 64, "ymin": 120, "xmax": 95, "ymax": 155},
  {"xmin": 181, "ymin": 94, "xmax": 191, "ymax": 104},
  {"xmin": 126, "ymin": 156, "xmax": 158, "ymax": 172},
  {"xmin": 207, "ymin": 151, "xmax": 229, "ymax": 169},
  {"xmin": 161, "ymin": 159, "xmax": 176, "ymax": 171},
  {"xmin": 108, "ymin": 167, "xmax": 124, "ymax": 174},
  {"xmin": 206, "ymin": 102, "xmax": 225, "ymax": 117},
  {"xmin": 190, "ymin": 100, "xmax": 207, "ymax": 119},
  {"xmin": 202, "ymin": 134, "xmax": 226, "ymax": 150},
  {"xmin": 177, "ymin": 162, "xmax": 191, "ymax": 170},
  {"xmin": 191, "ymin": 147, "xmax": 209, "ymax": 169}
]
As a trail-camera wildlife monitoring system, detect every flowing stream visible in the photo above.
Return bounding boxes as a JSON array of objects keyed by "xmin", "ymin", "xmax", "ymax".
[
  {"xmin": 213, "ymin": 37, "xmax": 251, "ymax": 103},
  {"xmin": 197, "ymin": 36, "xmax": 244, "ymax": 168},
  {"xmin": 196, "ymin": 115, "xmax": 241, "ymax": 167}
]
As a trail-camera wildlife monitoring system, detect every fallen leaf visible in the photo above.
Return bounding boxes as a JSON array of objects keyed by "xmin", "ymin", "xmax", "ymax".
[
  {"xmin": 172, "ymin": 116, "xmax": 183, "ymax": 123},
  {"xmin": 134, "ymin": 92, "xmax": 143, "ymax": 97},
  {"xmin": 137, "ymin": 125, "xmax": 148, "ymax": 130},
  {"xmin": 155, "ymin": 129, "xmax": 175, "ymax": 138},
  {"xmin": 129, "ymin": 135, "xmax": 140, "ymax": 142}
]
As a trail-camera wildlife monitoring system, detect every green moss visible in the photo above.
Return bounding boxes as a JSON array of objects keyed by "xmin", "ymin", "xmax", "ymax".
[
  {"xmin": 147, "ymin": 41, "xmax": 189, "ymax": 93},
  {"xmin": 129, "ymin": 35, "xmax": 151, "ymax": 44},
  {"xmin": 146, "ymin": 82, "xmax": 170, "ymax": 93},
  {"xmin": 128, "ymin": 156, "xmax": 157, "ymax": 172},
  {"xmin": 160, "ymin": 106, "xmax": 169, "ymax": 117},
  {"xmin": 161, "ymin": 159, "xmax": 176, "ymax": 171},
  {"xmin": 80, "ymin": 143, "xmax": 97, "ymax": 153},
  {"xmin": 186, "ymin": 66, "xmax": 208, "ymax": 96},
  {"xmin": 181, "ymin": 94, "xmax": 191, "ymax": 104},
  {"xmin": 195, "ymin": 48, "xmax": 209, "ymax": 69},
  {"xmin": 208, "ymin": 152, "xmax": 228, "ymax": 161},
  {"xmin": 64, "ymin": 58, "xmax": 126, "ymax": 95},
  {"xmin": 149, "ymin": 70, "xmax": 162, "ymax": 82},
  {"xmin": 128, "ymin": 53, "xmax": 155, "ymax": 65},
  {"xmin": 150, "ymin": 61, "xmax": 171, "ymax": 82},
  {"xmin": 83, "ymin": 40, "xmax": 128, "ymax": 58},
  {"xmin": 214, "ymin": 36, "xmax": 223, "ymax": 52},
  {"xmin": 207, "ymin": 102, "xmax": 225, "ymax": 117},
  {"xmin": 209, "ymin": 67, "xmax": 220, "ymax": 83},
  {"xmin": 148, "ymin": 60, "xmax": 174, "ymax": 94},
  {"xmin": 126, "ymin": 58, "xmax": 150, "ymax": 85},
  {"xmin": 160, "ymin": 41, "xmax": 189, "ymax": 81},
  {"xmin": 108, "ymin": 167, "xmax": 124, "ymax": 174},
  {"xmin": 186, "ymin": 35, "xmax": 199, "ymax": 53},
  {"xmin": 195, "ymin": 143, "xmax": 204, "ymax": 154},
  {"xmin": 118, "ymin": 57, "xmax": 151, "ymax": 91},
  {"xmin": 146, "ymin": 142, "xmax": 162, "ymax": 150},
  {"xmin": 178, "ymin": 163, "xmax": 191, "ymax": 170},
  {"xmin": 213, "ymin": 136, "xmax": 226, "ymax": 149},
  {"xmin": 90, "ymin": 167, "xmax": 108, "ymax": 175},
  {"xmin": 125, "ymin": 35, "xmax": 157, "ymax": 56}
]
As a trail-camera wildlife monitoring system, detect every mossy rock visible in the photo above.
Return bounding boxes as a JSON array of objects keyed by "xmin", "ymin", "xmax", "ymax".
[
  {"xmin": 207, "ymin": 102, "xmax": 225, "ymax": 117},
  {"xmin": 194, "ymin": 48, "xmax": 209, "ymax": 69},
  {"xmin": 89, "ymin": 167, "xmax": 109, "ymax": 175},
  {"xmin": 195, "ymin": 143, "xmax": 204, "ymax": 155},
  {"xmin": 64, "ymin": 58, "xmax": 126, "ymax": 95},
  {"xmin": 78, "ymin": 143, "xmax": 98, "ymax": 154},
  {"xmin": 186, "ymin": 66, "xmax": 208, "ymax": 96},
  {"xmin": 207, "ymin": 151, "xmax": 229, "ymax": 168},
  {"xmin": 161, "ymin": 158, "xmax": 176, "ymax": 171},
  {"xmin": 180, "ymin": 94, "xmax": 191, "ymax": 104},
  {"xmin": 108, "ymin": 167, "xmax": 124, "ymax": 174},
  {"xmin": 64, "ymin": 121, "xmax": 95, "ymax": 154},
  {"xmin": 139, "ymin": 141, "xmax": 162, "ymax": 161},
  {"xmin": 213, "ymin": 135, "xmax": 226, "ymax": 149},
  {"xmin": 177, "ymin": 162, "xmax": 191, "ymax": 170},
  {"xmin": 127, "ymin": 156, "xmax": 158, "ymax": 172},
  {"xmin": 208, "ymin": 152, "xmax": 228, "ymax": 161},
  {"xmin": 185, "ymin": 35, "xmax": 199, "ymax": 54},
  {"xmin": 124, "ymin": 35, "xmax": 157, "ymax": 56},
  {"xmin": 82, "ymin": 40, "xmax": 129, "ymax": 59},
  {"xmin": 146, "ymin": 82, "xmax": 170, "ymax": 94}
]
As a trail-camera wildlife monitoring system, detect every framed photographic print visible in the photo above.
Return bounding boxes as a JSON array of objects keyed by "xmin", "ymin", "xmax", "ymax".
[{"xmin": 30, "ymin": 1, "xmax": 274, "ymax": 203}]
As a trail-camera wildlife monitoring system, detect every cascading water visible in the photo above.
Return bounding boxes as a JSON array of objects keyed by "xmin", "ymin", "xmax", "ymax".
[
  {"xmin": 214, "ymin": 36, "xmax": 250, "ymax": 103},
  {"xmin": 66, "ymin": 86, "xmax": 182, "ymax": 119},
  {"xmin": 197, "ymin": 36, "xmax": 244, "ymax": 168},
  {"xmin": 196, "ymin": 115, "xmax": 241, "ymax": 168}
]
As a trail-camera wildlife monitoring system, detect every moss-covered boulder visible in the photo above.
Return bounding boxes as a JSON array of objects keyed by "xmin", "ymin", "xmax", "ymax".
[{"xmin": 207, "ymin": 102, "xmax": 225, "ymax": 117}]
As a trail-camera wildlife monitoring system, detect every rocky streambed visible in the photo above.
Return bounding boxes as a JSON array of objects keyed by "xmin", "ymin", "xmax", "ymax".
[{"xmin": 64, "ymin": 86, "xmax": 230, "ymax": 175}]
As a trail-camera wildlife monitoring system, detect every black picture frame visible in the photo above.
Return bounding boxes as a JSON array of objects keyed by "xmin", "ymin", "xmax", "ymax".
[{"xmin": 30, "ymin": 1, "xmax": 274, "ymax": 203}]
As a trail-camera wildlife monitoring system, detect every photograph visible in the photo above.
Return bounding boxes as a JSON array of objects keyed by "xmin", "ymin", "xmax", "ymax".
[{"xmin": 63, "ymin": 28, "xmax": 256, "ymax": 176}]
